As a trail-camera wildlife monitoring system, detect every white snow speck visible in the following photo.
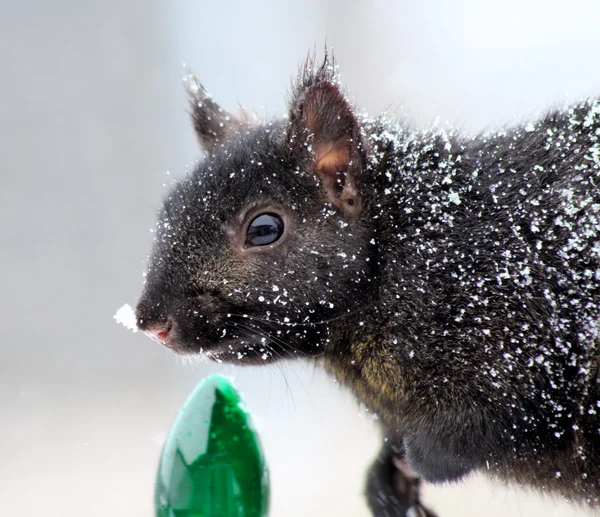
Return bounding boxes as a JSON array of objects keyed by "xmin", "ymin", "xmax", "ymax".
[
  {"xmin": 448, "ymin": 191, "xmax": 461, "ymax": 205},
  {"xmin": 114, "ymin": 304, "xmax": 138, "ymax": 332}
]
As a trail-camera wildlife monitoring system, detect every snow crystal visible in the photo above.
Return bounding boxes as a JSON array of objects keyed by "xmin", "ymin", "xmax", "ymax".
[
  {"xmin": 114, "ymin": 303, "xmax": 138, "ymax": 332},
  {"xmin": 447, "ymin": 191, "xmax": 461, "ymax": 205}
]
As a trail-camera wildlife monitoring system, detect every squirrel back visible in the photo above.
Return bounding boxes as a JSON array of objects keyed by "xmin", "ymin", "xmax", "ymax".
[{"xmin": 135, "ymin": 55, "xmax": 600, "ymax": 508}]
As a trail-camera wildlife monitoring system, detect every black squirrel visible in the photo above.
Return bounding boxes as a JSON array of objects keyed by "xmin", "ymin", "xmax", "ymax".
[{"xmin": 135, "ymin": 54, "xmax": 600, "ymax": 516}]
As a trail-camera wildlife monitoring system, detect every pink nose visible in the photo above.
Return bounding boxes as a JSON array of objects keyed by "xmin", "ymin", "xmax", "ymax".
[{"xmin": 144, "ymin": 318, "xmax": 173, "ymax": 344}]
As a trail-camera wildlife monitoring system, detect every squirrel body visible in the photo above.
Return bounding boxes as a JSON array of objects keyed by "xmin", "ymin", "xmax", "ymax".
[{"xmin": 136, "ymin": 56, "xmax": 600, "ymax": 514}]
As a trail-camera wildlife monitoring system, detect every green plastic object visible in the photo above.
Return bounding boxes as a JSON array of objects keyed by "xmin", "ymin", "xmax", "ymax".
[{"xmin": 155, "ymin": 375, "xmax": 270, "ymax": 517}]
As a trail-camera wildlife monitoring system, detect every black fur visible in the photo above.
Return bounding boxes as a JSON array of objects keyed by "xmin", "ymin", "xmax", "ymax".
[{"xmin": 136, "ymin": 54, "xmax": 600, "ymax": 514}]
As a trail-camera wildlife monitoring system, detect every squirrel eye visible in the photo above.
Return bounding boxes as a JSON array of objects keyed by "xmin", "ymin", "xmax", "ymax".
[{"xmin": 246, "ymin": 213, "xmax": 284, "ymax": 247}]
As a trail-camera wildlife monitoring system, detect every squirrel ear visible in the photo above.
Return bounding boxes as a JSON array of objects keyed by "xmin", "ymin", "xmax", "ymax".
[
  {"xmin": 288, "ymin": 79, "xmax": 363, "ymax": 216},
  {"xmin": 185, "ymin": 72, "xmax": 242, "ymax": 152}
]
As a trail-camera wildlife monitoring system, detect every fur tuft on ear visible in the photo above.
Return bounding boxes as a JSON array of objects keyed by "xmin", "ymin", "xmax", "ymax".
[
  {"xmin": 185, "ymin": 72, "xmax": 244, "ymax": 152},
  {"xmin": 288, "ymin": 52, "xmax": 363, "ymax": 216},
  {"xmin": 291, "ymin": 50, "xmax": 339, "ymax": 103}
]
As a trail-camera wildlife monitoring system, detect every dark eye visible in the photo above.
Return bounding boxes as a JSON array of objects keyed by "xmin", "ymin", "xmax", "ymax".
[{"xmin": 246, "ymin": 213, "xmax": 284, "ymax": 247}]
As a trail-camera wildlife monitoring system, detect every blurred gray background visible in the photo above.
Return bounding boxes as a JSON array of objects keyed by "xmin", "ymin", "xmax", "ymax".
[{"xmin": 2, "ymin": 1, "xmax": 600, "ymax": 515}]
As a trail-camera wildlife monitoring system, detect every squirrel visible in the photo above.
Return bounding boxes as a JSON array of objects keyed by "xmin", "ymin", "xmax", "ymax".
[{"xmin": 135, "ymin": 54, "xmax": 600, "ymax": 516}]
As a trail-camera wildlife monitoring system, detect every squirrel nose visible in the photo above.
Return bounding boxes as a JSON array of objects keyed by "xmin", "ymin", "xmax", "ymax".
[{"xmin": 142, "ymin": 317, "xmax": 174, "ymax": 344}]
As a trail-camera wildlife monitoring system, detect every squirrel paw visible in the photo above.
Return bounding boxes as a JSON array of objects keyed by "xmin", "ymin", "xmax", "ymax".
[{"xmin": 366, "ymin": 444, "xmax": 438, "ymax": 517}]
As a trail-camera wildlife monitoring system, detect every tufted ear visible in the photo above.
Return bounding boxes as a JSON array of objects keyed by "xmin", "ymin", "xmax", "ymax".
[
  {"xmin": 288, "ymin": 67, "xmax": 363, "ymax": 216},
  {"xmin": 185, "ymin": 72, "xmax": 244, "ymax": 152}
]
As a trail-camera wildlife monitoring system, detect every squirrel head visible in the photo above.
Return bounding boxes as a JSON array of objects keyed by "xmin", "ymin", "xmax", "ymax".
[{"xmin": 136, "ymin": 55, "xmax": 378, "ymax": 363}]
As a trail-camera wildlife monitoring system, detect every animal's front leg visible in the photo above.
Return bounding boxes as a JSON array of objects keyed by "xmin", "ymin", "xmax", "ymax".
[{"xmin": 366, "ymin": 441, "xmax": 438, "ymax": 517}]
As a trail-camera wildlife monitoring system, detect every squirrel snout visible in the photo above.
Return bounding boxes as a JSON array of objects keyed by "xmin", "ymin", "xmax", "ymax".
[
  {"xmin": 140, "ymin": 317, "xmax": 174, "ymax": 345},
  {"xmin": 135, "ymin": 298, "xmax": 174, "ymax": 345}
]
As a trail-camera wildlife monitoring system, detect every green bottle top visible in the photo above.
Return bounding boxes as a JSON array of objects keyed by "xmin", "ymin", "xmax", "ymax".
[{"xmin": 155, "ymin": 375, "xmax": 270, "ymax": 517}]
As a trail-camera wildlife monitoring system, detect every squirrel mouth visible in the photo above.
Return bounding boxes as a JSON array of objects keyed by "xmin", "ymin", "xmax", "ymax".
[
  {"xmin": 205, "ymin": 345, "xmax": 280, "ymax": 364},
  {"xmin": 202, "ymin": 335, "xmax": 282, "ymax": 364},
  {"xmin": 136, "ymin": 306, "xmax": 295, "ymax": 364},
  {"xmin": 150, "ymin": 325, "xmax": 281, "ymax": 364}
]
